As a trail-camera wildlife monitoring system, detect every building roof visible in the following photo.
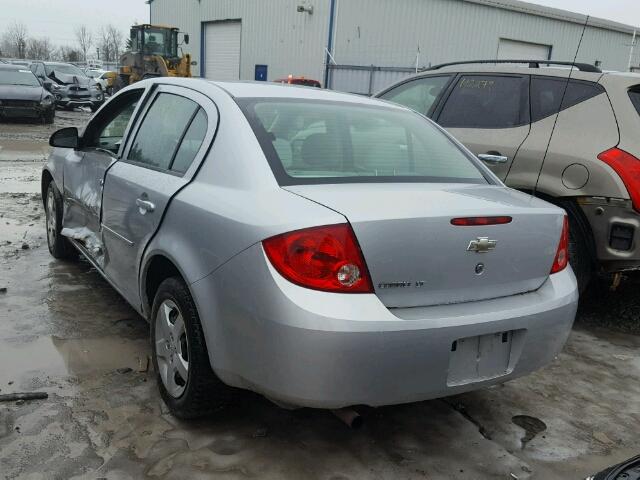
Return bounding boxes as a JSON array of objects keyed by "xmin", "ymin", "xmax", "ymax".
[{"xmin": 463, "ymin": 0, "xmax": 639, "ymax": 34}]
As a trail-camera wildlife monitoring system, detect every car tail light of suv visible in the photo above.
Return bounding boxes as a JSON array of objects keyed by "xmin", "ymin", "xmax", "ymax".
[
  {"xmin": 550, "ymin": 216, "xmax": 570, "ymax": 274},
  {"xmin": 263, "ymin": 224, "xmax": 374, "ymax": 293},
  {"xmin": 598, "ymin": 148, "xmax": 640, "ymax": 212}
]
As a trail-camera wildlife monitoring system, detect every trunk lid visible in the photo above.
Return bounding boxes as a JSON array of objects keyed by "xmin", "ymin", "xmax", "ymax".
[{"xmin": 285, "ymin": 183, "xmax": 564, "ymax": 308}]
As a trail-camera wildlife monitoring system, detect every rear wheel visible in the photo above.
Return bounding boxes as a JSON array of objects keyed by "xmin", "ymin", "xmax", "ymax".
[
  {"xmin": 45, "ymin": 182, "xmax": 77, "ymax": 260},
  {"xmin": 151, "ymin": 277, "xmax": 232, "ymax": 419},
  {"xmin": 566, "ymin": 209, "xmax": 594, "ymax": 294}
]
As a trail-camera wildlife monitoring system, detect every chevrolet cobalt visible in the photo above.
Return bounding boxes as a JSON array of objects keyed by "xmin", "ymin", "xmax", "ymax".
[{"xmin": 42, "ymin": 79, "xmax": 578, "ymax": 418}]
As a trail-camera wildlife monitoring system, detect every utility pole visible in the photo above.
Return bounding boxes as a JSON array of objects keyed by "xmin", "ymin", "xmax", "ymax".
[
  {"xmin": 96, "ymin": 47, "xmax": 100, "ymax": 60},
  {"xmin": 628, "ymin": 30, "xmax": 637, "ymax": 72}
]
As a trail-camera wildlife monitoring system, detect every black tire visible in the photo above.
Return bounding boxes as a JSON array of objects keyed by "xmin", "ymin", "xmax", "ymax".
[
  {"xmin": 43, "ymin": 110, "xmax": 55, "ymax": 124},
  {"xmin": 45, "ymin": 181, "xmax": 77, "ymax": 260},
  {"xmin": 90, "ymin": 103, "xmax": 102, "ymax": 113},
  {"xmin": 151, "ymin": 277, "xmax": 232, "ymax": 419},
  {"xmin": 566, "ymin": 210, "xmax": 594, "ymax": 294}
]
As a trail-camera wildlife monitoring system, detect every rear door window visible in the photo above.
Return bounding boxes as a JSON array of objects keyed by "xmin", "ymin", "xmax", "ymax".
[
  {"xmin": 171, "ymin": 108, "xmax": 208, "ymax": 174},
  {"xmin": 531, "ymin": 77, "xmax": 605, "ymax": 122},
  {"xmin": 379, "ymin": 75, "xmax": 452, "ymax": 116},
  {"xmin": 437, "ymin": 75, "xmax": 530, "ymax": 129},
  {"xmin": 128, "ymin": 93, "xmax": 199, "ymax": 171},
  {"xmin": 629, "ymin": 87, "xmax": 640, "ymax": 116}
]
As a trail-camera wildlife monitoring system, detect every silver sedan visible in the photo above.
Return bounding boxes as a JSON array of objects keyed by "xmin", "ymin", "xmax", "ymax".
[{"xmin": 42, "ymin": 78, "xmax": 578, "ymax": 418}]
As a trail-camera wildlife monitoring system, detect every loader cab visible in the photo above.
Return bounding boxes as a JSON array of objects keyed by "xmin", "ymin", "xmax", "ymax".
[{"xmin": 130, "ymin": 25, "xmax": 180, "ymax": 59}]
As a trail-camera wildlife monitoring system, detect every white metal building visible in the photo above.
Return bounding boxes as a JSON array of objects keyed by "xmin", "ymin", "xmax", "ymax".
[{"xmin": 150, "ymin": 0, "xmax": 640, "ymax": 94}]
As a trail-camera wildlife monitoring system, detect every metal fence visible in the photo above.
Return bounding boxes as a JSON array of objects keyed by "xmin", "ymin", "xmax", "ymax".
[{"xmin": 326, "ymin": 64, "xmax": 422, "ymax": 95}]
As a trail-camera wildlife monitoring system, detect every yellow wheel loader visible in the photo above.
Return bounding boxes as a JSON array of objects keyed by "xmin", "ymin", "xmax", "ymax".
[{"xmin": 117, "ymin": 24, "xmax": 192, "ymax": 88}]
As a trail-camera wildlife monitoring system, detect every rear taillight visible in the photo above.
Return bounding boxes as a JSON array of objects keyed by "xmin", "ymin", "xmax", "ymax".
[
  {"xmin": 262, "ymin": 224, "xmax": 374, "ymax": 293},
  {"xmin": 598, "ymin": 148, "xmax": 640, "ymax": 211},
  {"xmin": 550, "ymin": 216, "xmax": 569, "ymax": 274}
]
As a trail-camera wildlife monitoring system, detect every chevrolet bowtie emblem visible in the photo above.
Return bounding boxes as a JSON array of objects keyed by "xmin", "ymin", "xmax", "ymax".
[{"xmin": 467, "ymin": 237, "xmax": 497, "ymax": 253}]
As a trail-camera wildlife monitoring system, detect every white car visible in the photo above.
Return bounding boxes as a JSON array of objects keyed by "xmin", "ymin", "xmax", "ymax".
[{"xmin": 85, "ymin": 69, "xmax": 111, "ymax": 93}]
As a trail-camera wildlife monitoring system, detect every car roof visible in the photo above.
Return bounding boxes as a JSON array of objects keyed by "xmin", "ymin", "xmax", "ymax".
[
  {"xmin": 413, "ymin": 64, "xmax": 605, "ymax": 82},
  {"xmin": 0, "ymin": 64, "xmax": 31, "ymax": 71},
  {"xmin": 209, "ymin": 80, "xmax": 399, "ymax": 107},
  {"xmin": 40, "ymin": 61, "xmax": 75, "ymax": 66}
]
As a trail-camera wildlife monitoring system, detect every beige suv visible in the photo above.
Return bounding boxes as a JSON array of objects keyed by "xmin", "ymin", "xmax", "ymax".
[{"xmin": 377, "ymin": 60, "xmax": 640, "ymax": 291}]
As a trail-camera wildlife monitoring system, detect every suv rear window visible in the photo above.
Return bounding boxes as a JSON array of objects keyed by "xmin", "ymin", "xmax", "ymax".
[
  {"xmin": 629, "ymin": 87, "xmax": 640, "ymax": 116},
  {"xmin": 531, "ymin": 77, "xmax": 605, "ymax": 122},
  {"xmin": 240, "ymin": 99, "xmax": 489, "ymax": 186}
]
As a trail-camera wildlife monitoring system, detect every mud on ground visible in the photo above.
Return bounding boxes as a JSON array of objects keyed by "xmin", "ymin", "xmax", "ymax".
[{"xmin": 1, "ymin": 112, "xmax": 639, "ymax": 479}]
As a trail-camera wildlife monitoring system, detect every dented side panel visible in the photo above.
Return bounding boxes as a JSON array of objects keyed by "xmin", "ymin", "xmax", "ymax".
[{"xmin": 60, "ymin": 149, "xmax": 116, "ymax": 265}]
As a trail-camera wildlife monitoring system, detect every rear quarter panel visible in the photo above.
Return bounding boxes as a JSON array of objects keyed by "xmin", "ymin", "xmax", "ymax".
[
  {"xmin": 601, "ymin": 74, "xmax": 640, "ymax": 157},
  {"xmin": 507, "ymin": 92, "xmax": 627, "ymax": 199}
]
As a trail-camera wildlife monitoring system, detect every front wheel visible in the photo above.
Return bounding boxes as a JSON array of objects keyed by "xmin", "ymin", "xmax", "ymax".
[
  {"xmin": 45, "ymin": 181, "xmax": 77, "ymax": 260},
  {"xmin": 43, "ymin": 110, "xmax": 55, "ymax": 124},
  {"xmin": 151, "ymin": 277, "xmax": 232, "ymax": 419}
]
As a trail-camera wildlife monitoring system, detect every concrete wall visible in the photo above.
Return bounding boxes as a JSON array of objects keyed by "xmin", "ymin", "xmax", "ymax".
[{"xmin": 151, "ymin": 0, "xmax": 640, "ymax": 86}]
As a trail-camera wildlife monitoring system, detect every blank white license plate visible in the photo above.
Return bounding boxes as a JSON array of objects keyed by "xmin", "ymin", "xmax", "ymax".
[{"xmin": 447, "ymin": 331, "xmax": 514, "ymax": 386}]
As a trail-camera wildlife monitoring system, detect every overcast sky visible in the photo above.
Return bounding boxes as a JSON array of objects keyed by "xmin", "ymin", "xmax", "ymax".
[
  {"xmin": 0, "ymin": 0, "xmax": 149, "ymax": 47},
  {"xmin": 0, "ymin": 0, "xmax": 638, "ymax": 49}
]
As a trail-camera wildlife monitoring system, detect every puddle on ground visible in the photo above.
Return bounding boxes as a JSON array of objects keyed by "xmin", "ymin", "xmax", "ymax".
[
  {"xmin": 0, "ymin": 335, "xmax": 148, "ymax": 383},
  {"xmin": 512, "ymin": 415, "xmax": 547, "ymax": 449}
]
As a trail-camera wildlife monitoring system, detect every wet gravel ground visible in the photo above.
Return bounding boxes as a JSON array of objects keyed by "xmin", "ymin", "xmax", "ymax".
[{"xmin": 1, "ymin": 112, "xmax": 639, "ymax": 479}]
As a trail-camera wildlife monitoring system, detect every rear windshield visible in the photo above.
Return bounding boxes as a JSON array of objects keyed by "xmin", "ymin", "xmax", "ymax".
[
  {"xmin": 0, "ymin": 69, "xmax": 40, "ymax": 87},
  {"xmin": 240, "ymin": 99, "xmax": 489, "ymax": 186},
  {"xmin": 629, "ymin": 87, "xmax": 640, "ymax": 116}
]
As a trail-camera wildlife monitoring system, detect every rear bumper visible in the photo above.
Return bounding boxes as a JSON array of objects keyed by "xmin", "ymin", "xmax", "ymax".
[
  {"xmin": 191, "ymin": 244, "xmax": 578, "ymax": 409},
  {"xmin": 579, "ymin": 198, "xmax": 640, "ymax": 272}
]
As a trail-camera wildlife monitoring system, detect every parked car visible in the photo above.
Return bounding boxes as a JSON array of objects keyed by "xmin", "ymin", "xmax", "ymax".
[
  {"xmin": 85, "ymin": 69, "xmax": 117, "ymax": 95},
  {"xmin": 42, "ymin": 78, "xmax": 577, "ymax": 418},
  {"xmin": 0, "ymin": 64, "xmax": 55, "ymax": 123},
  {"xmin": 376, "ymin": 60, "xmax": 640, "ymax": 292},
  {"xmin": 30, "ymin": 61, "xmax": 104, "ymax": 111},
  {"xmin": 587, "ymin": 455, "xmax": 640, "ymax": 480},
  {"xmin": 274, "ymin": 75, "xmax": 322, "ymax": 87}
]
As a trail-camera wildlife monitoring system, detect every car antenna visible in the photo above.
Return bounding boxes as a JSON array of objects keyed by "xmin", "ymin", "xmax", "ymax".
[{"xmin": 532, "ymin": 15, "xmax": 590, "ymax": 198}]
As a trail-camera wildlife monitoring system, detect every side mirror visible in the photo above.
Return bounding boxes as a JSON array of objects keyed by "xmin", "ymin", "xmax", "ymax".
[
  {"xmin": 49, "ymin": 127, "xmax": 80, "ymax": 149},
  {"xmin": 42, "ymin": 80, "xmax": 53, "ymax": 91},
  {"xmin": 184, "ymin": 34, "xmax": 190, "ymax": 45}
]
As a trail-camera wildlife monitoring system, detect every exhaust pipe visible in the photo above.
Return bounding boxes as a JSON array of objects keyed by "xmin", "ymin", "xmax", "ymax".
[{"xmin": 331, "ymin": 408, "xmax": 363, "ymax": 429}]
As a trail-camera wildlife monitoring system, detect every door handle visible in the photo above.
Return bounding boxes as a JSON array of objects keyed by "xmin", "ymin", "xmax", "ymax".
[
  {"xmin": 136, "ymin": 198, "xmax": 155, "ymax": 214},
  {"xmin": 478, "ymin": 153, "xmax": 509, "ymax": 164}
]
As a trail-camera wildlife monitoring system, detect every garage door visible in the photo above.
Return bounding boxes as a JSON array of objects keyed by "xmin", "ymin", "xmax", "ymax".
[
  {"xmin": 204, "ymin": 21, "xmax": 241, "ymax": 81},
  {"xmin": 497, "ymin": 39, "xmax": 551, "ymax": 61}
]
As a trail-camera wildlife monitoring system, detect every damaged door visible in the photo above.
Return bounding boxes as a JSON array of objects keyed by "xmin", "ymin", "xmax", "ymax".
[
  {"xmin": 101, "ymin": 86, "xmax": 215, "ymax": 309},
  {"xmin": 60, "ymin": 89, "xmax": 145, "ymax": 263}
]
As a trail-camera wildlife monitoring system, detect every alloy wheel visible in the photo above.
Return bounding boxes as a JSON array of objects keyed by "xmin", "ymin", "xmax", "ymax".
[
  {"xmin": 155, "ymin": 299, "xmax": 190, "ymax": 398},
  {"xmin": 46, "ymin": 187, "xmax": 56, "ymax": 248}
]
